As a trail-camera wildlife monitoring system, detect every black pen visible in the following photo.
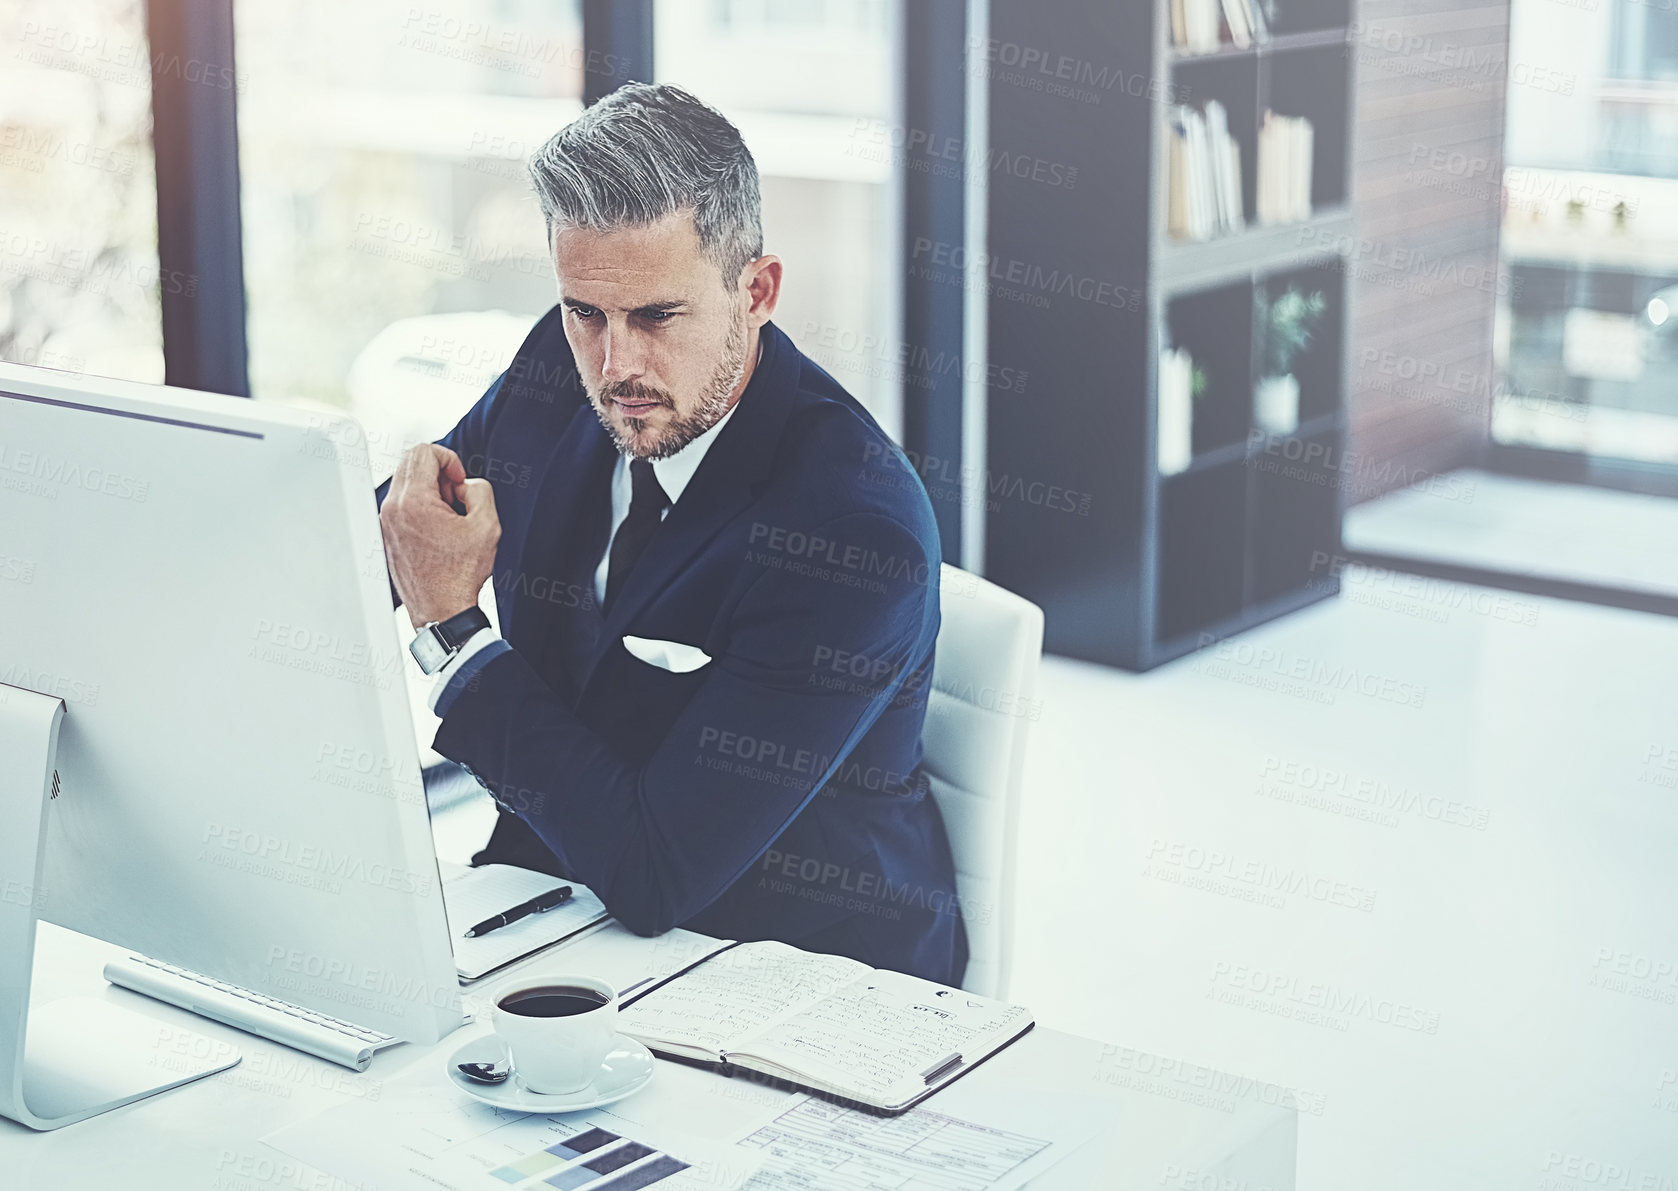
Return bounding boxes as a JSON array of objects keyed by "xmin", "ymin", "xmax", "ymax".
[{"xmin": 464, "ymin": 885, "xmax": 573, "ymax": 938}]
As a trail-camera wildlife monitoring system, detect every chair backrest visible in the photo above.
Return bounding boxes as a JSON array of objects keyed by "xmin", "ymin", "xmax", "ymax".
[{"xmin": 920, "ymin": 564, "xmax": 1044, "ymax": 999}]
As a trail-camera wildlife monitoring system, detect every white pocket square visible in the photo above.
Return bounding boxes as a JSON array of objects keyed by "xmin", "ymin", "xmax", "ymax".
[{"xmin": 621, "ymin": 635, "xmax": 713, "ymax": 673}]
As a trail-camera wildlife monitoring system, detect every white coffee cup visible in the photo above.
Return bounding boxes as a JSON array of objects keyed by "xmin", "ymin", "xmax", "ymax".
[{"xmin": 490, "ymin": 975, "xmax": 619, "ymax": 1095}]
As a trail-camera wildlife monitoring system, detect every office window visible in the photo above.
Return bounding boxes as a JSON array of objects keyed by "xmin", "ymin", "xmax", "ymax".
[
  {"xmin": 0, "ymin": 0, "xmax": 162, "ymax": 382},
  {"xmin": 1611, "ymin": 4, "xmax": 1678, "ymax": 84},
  {"xmin": 655, "ymin": 0, "xmax": 901, "ymax": 439},
  {"xmin": 705, "ymin": 0, "xmax": 888, "ymax": 37},
  {"xmin": 234, "ymin": 0, "xmax": 585, "ymax": 476},
  {"xmin": 1496, "ymin": 0, "xmax": 1678, "ymax": 467}
]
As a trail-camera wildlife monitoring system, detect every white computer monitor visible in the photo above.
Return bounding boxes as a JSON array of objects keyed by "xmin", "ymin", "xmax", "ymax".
[{"xmin": 0, "ymin": 363, "xmax": 462, "ymax": 1079}]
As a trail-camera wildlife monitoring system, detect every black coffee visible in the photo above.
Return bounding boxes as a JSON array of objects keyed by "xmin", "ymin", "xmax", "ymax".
[{"xmin": 499, "ymin": 986, "xmax": 609, "ymax": 1018}]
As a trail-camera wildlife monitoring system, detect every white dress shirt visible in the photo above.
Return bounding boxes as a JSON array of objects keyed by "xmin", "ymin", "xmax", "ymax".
[
  {"xmin": 590, "ymin": 399, "xmax": 739, "ymax": 607},
  {"xmin": 426, "ymin": 399, "xmax": 741, "ymax": 711}
]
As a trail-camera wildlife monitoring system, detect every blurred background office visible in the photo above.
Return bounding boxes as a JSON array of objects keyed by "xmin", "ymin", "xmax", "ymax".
[{"xmin": 2, "ymin": 1, "xmax": 1674, "ymax": 1187}]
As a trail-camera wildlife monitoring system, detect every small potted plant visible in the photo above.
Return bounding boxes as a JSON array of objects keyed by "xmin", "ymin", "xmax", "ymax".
[{"xmin": 1254, "ymin": 286, "xmax": 1326, "ymax": 436}]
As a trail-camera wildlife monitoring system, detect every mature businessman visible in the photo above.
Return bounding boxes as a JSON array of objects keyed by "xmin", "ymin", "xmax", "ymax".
[{"xmin": 377, "ymin": 84, "xmax": 967, "ymax": 985}]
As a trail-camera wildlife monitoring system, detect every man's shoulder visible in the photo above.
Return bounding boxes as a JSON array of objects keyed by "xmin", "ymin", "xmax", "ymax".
[{"xmin": 768, "ymin": 339, "xmax": 940, "ymax": 552}]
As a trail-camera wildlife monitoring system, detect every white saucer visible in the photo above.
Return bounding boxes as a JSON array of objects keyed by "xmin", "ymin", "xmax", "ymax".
[{"xmin": 445, "ymin": 1031, "xmax": 655, "ymax": 1113}]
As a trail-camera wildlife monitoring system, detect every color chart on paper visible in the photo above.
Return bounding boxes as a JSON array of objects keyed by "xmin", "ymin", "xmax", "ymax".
[
  {"xmin": 489, "ymin": 1124, "xmax": 689, "ymax": 1190},
  {"xmin": 263, "ymin": 1070, "xmax": 755, "ymax": 1191}
]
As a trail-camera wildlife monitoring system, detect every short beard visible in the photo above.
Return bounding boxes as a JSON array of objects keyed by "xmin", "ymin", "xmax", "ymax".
[{"xmin": 591, "ymin": 312, "xmax": 749, "ymax": 461}]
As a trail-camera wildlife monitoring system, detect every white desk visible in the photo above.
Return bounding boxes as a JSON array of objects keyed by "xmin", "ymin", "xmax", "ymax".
[{"xmin": 2, "ymin": 922, "xmax": 1298, "ymax": 1189}]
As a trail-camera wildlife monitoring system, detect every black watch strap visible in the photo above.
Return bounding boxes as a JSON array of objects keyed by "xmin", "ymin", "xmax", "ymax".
[{"xmin": 434, "ymin": 605, "xmax": 492, "ymax": 652}]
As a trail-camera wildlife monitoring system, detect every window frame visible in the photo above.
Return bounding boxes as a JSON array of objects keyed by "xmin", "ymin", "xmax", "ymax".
[
  {"xmin": 147, "ymin": 0, "xmax": 249, "ymax": 395},
  {"xmin": 147, "ymin": 0, "xmax": 976, "ymax": 557}
]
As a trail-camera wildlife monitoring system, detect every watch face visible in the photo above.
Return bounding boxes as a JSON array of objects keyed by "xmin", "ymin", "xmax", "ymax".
[{"xmin": 409, "ymin": 627, "xmax": 453, "ymax": 675}]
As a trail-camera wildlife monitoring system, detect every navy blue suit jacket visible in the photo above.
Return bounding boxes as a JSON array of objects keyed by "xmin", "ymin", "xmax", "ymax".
[{"xmin": 384, "ymin": 311, "xmax": 967, "ymax": 985}]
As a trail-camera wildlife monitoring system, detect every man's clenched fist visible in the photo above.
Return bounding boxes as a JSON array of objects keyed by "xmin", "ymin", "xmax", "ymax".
[{"xmin": 380, "ymin": 443, "xmax": 501, "ymax": 630}]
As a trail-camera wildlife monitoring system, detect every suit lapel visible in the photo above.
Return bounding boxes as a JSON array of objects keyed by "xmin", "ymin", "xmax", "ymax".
[{"xmin": 502, "ymin": 410, "xmax": 616, "ymax": 644}]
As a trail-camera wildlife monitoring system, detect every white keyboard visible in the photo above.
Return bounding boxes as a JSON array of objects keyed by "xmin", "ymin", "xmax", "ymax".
[{"xmin": 104, "ymin": 953, "xmax": 400, "ymax": 1071}]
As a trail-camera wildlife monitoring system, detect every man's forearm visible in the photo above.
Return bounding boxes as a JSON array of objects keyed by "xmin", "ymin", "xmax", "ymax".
[{"xmin": 433, "ymin": 617, "xmax": 925, "ymax": 933}]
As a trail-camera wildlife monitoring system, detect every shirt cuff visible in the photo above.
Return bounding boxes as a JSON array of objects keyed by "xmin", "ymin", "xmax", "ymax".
[{"xmin": 428, "ymin": 630, "xmax": 511, "ymax": 717}]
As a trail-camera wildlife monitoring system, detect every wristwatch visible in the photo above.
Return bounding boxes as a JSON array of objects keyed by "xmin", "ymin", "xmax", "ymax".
[{"xmin": 409, "ymin": 606, "xmax": 492, "ymax": 675}]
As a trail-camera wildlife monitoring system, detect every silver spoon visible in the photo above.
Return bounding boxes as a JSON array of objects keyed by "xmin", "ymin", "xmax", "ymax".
[{"xmin": 457, "ymin": 1059, "xmax": 512, "ymax": 1084}]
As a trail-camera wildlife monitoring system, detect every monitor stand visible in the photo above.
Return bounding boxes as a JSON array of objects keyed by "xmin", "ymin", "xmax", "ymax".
[{"xmin": 0, "ymin": 683, "xmax": 239, "ymax": 1130}]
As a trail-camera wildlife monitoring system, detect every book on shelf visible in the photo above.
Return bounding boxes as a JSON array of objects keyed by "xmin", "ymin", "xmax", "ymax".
[
  {"xmin": 1167, "ymin": 100, "xmax": 1244, "ymax": 243},
  {"xmin": 1256, "ymin": 110, "xmax": 1314, "ymax": 225},
  {"xmin": 1172, "ymin": 0, "xmax": 1266, "ymax": 53},
  {"xmin": 617, "ymin": 939, "xmax": 1035, "ymax": 1116},
  {"xmin": 1219, "ymin": 0, "xmax": 1252, "ymax": 47},
  {"xmin": 1179, "ymin": 0, "xmax": 1219, "ymax": 53},
  {"xmin": 1205, "ymin": 101, "xmax": 1244, "ymax": 232}
]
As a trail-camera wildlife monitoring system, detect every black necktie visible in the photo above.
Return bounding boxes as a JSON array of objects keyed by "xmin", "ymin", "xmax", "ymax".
[{"xmin": 604, "ymin": 458, "xmax": 669, "ymax": 614}]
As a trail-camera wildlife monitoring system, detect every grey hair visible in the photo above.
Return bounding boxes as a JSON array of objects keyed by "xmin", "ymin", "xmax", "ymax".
[{"xmin": 528, "ymin": 83, "xmax": 763, "ymax": 286}]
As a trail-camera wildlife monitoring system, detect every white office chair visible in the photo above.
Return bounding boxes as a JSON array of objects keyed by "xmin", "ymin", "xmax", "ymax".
[{"xmin": 920, "ymin": 564, "xmax": 1045, "ymax": 999}]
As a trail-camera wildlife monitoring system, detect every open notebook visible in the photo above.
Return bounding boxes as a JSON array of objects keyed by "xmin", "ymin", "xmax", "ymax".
[
  {"xmin": 440, "ymin": 862, "xmax": 610, "ymax": 983},
  {"xmin": 617, "ymin": 939, "xmax": 1034, "ymax": 1115}
]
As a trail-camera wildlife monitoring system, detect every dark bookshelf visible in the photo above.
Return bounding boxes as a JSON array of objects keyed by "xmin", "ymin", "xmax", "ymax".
[{"xmin": 984, "ymin": 0, "xmax": 1356, "ymax": 669}]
